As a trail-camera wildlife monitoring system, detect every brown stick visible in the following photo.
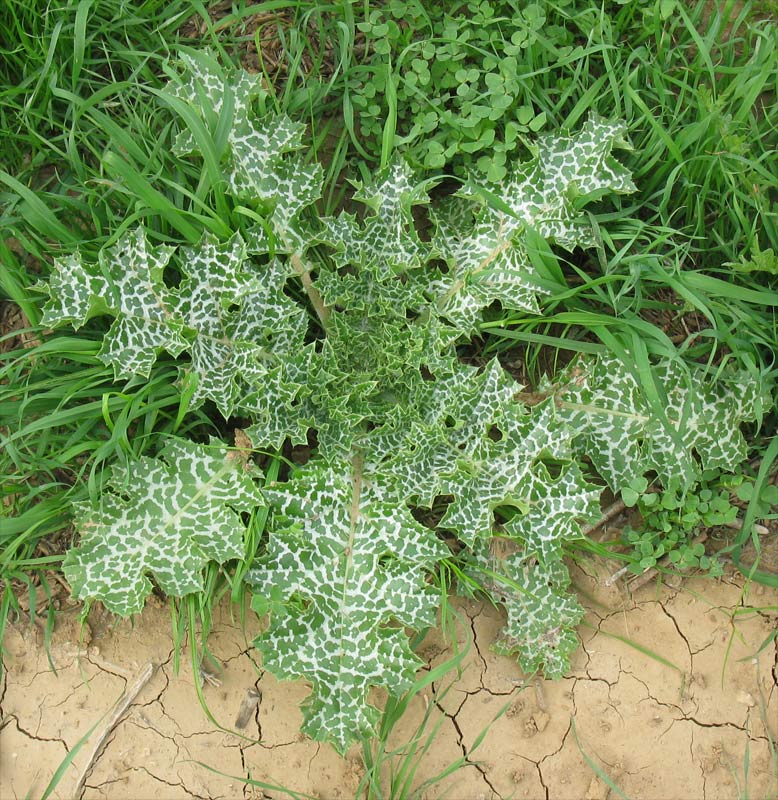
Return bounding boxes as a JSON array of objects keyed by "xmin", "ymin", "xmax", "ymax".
[
  {"xmin": 533, "ymin": 678, "xmax": 548, "ymax": 712},
  {"xmin": 74, "ymin": 662, "xmax": 155, "ymax": 798},
  {"xmin": 604, "ymin": 565, "xmax": 631, "ymax": 587},
  {"xmin": 580, "ymin": 498, "xmax": 627, "ymax": 539},
  {"xmin": 725, "ymin": 517, "xmax": 770, "ymax": 536}
]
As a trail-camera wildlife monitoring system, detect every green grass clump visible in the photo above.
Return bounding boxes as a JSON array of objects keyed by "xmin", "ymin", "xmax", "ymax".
[
  {"xmin": 341, "ymin": 0, "xmax": 777, "ymax": 268},
  {"xmin": 0, "ymin": 0, "xmax": 195, "ymax": 174},
  {"xmin": 615, "ymin": 1, "xmax": 778, "ymax": 267}
]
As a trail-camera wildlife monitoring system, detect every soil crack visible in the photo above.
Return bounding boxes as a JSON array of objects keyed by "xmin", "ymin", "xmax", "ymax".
[
  {"xmin": 83, "ymin": 653, "xmax": 133, "ymax": 682},
  {"xmin": 1, "ymin": 714, "xmax": 69, "ymax": 750},
  {"xmin": 85, "ymin": 775, "xmax": 128, "ymax": 794},
  {"xmin": 658, "ymin": 603, "xmax": 693, "ymax": 652},
  {"xmin": 433, "ymin": 691, "xmax": 503, "ymax": 798},
  {"xmin": 253, "ymin": 677, "xmax": 263, "ymax": 740},
  {"xmin": 0, "ymin": 662, "xmax": 8, "ymax": 708},
  {"xmin": 125, "ymin": 716, "xmax": 182, "ymax": 746},
  {"xmin": 772, "ymin": 638, "xmax": 778, "ymax": 687},
  {"xmin": 465, "ymin": 606, "xmax": 488, "ymax": 689},
  {"xmin": 134, "ymin": 764, "xmax": 190, "ymax": 793},
  {"xmin": 538, "ymin": 718, "xmax": 572, "ymax": 765},
  {"xmin": 535, "ymin": 762, "xmax": 550, "ymax": 800},
  {"xmin": 682, "ymin": 716, "xmax": 752, "ymax": 735},
  {"xmin": 142, "ymin": 666, "xmax": 171, "ymax": 707}
]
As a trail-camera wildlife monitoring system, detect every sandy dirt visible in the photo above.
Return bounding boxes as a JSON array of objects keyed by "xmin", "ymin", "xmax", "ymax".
[{"xmin": 1, "ymin": 564, "xmax": 776, "ymax": 800}]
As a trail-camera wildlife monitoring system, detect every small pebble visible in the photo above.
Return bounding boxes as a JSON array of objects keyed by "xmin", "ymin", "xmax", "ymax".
[
  {"xmin": 736, "ymin": 691, "xmax": 755, "ymax": 707},
  {"xmin": 532, "ymin": 710, "xmax": 550, "ymax": 732}
]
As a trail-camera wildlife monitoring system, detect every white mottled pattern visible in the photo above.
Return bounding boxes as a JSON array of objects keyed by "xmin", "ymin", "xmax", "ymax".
[{"xmin": 63, "ymin": 438, "xmax": 265, "ymax": 616}]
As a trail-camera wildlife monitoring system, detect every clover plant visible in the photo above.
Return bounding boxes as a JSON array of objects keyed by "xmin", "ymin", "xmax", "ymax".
[
  {"xmin": 621, "ymin": 473, "xmax": 738, "ymax": 576},
  {"xmin": 351, "ymin": 0, "xmax": 594, "ymax": 179}
]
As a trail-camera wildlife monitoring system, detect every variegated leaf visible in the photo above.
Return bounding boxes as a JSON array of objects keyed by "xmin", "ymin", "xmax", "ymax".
[
  {"xmin": 552, "ymin": 354, "xmax": 763, "ymax": 491},
  {"xmin": 163, "ymin": 50, "xmax": 265, "ymax": 156},
  {"xmin": 37, "ymin": 253, "xmax": 110, "ymax": 328},
  {"xmin": 503, "ymin": 462, "xmax": 600, "ymax": 562},
  {"xmin": 63, "ymin": 438, "xmax": 264, "ymax": 616},
  {"xmin": 44, "ymin": 61, "xmax": 770, "ymax": 754},
  {"xmin": 316, "ymin": 161, "xmax": 429, "ymax": 276},
  {"xmin": 39, "ymin": 227, "xmax": 186, "ymax": 378},
  {"xmin": 177, "ymin": 249, "xmax": 308, "ymax": 417},
  {"xmin": 433, "ymin": 115, "xmax": 636, "ymax": 331},
  {"xmin": 548, "ymin": 354, "xmax": 648, "ymax": 490},
  {"xmin": 246, "ymin": 455, "xmax": 447, "ymax": 753},
  {"xmin": 40, "ymin": 228, "xmax": 309, "ymax": 418},
  {"xmin": 163, "ymin": 50, "xmax": 322, "ymax": 236},
  {"xmin": 242, "ymin": 346, "xmax": 318, "ymax": 449},
  {"xmin": 438, "ymin": 400, "xmax": 578, "ymax": 546},
  {"xmin": 464, "ymin": 543, "xmax": 584, "ymax": 679},
  {"xmin": 647, "ymin": 360, "xmax": 763, "ymax": 485}
]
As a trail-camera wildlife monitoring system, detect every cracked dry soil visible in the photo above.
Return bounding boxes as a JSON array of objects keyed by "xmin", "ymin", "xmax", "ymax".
[{"xmin": 1, "ymin": 565, "xmax": 776, "ymax": 800}]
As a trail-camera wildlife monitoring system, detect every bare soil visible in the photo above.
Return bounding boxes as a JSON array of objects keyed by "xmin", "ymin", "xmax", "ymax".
[{"xmin": 1, "ymin": 564, "xmax": 776, "ymax": 800}]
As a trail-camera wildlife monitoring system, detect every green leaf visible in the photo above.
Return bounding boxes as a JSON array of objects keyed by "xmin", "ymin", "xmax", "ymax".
[
  {"xmin": 551, "ymin": 354, "xmax": 763, "ymax": 491},
  {"xmin": 433, "ymin": 115, "xmax": 636, "ymax": 331},
  {"xmin": 646, "ymin": 360, "xmax": 762, "ymax": 484},
  {"xmin": 175, "ymin": 235, "xmax": 307, "ymax": 416},
  {"xmin": 727, "ymin": 246, "xmax": 778, "ymax": 275},
  {"xmin": 40, "ymin": 227, "xmax": 187, "ymax": 378},
  {"xmin": 503, "ymin": 462, "xmax": 600, "ymax": 562},
  {"xmin": 40, "ymin": 228, "xmax": 310, "ymax": 419},
  {"xmin": 389, "ymin": 361, "xmax": 573, "ymax": 518},
  {"xmin": 163, "ymin": 50, "xmax": 322, "ymax": 236},
  {"xmin": 736, "ymin": 482, "xmax": 755, "ymax": 501},
  {"xmin": 247, "ymin": 455, "xmax": 447, "ymax": 753},
  {"xmin": 316, "ymin": 161, "xmax": 432, "ymax": 276},
  {"xmin": 63, "ymin": 438, "xmax": 264, "ymax": 616},
  {"xmin": 464, "ymin": 543, "xmax": 585, "ymax": 679}
]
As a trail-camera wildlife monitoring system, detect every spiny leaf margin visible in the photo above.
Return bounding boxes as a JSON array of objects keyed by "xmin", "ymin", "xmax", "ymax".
[{"xmin": 63, "ymin": 438, "xmax": 264, "ymax": 617}]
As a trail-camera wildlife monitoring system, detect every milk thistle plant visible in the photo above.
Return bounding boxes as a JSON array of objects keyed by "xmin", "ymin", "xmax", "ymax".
[{"xmin": 35, "ymin": 51, "xmax": 762, "ymax": 752}]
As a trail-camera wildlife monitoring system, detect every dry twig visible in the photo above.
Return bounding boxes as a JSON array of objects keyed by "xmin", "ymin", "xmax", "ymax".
[
  {"xmin": 74, "ymin": 662, "xmax": 155, "ymax": 798},
  {"xmin": 580, "ymin": 498, "xmax": 627, "ymax": 540}
]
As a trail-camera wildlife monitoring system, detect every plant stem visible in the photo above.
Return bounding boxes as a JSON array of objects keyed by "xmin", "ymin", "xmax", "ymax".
[{"xmin": 290, "ymin": 250, "xmax": 331, "ymax": 328}]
